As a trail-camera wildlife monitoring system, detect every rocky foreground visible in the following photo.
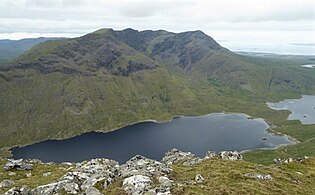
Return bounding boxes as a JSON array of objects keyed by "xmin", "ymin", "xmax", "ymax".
[{"xmin": 0, "ymin": 149, "xmax": 314, "ymax": 195}]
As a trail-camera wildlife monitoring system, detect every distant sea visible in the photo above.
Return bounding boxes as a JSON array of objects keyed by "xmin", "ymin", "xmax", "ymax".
[{"xmin": 210, "ymin": 30, "xmax": 315, "ymax": 55}]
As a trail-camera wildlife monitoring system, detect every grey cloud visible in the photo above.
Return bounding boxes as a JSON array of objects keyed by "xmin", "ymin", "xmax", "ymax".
[
  {"xmin": 25, "ymin": 0, "xmax": 85, "ymax": 8},
  {"xmin": 118, "ymin": 0, "xmax": 193, "ymax": 18},
  {"xmin": 0, "ymin": 0, "xmax": 314, "ymax": 37}
]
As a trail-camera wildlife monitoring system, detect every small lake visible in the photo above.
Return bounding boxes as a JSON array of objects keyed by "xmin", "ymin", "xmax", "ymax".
[
  {"xmin": 11, "ymin": 113, "xmax": 294, "ymax": 163},
  {"xmin": 301, "ymin": 64, "xmax": 315, "ymax": 69},
  {"xmin": 267, "ymin": 95, "xmax": 315, "ymax": 124}
]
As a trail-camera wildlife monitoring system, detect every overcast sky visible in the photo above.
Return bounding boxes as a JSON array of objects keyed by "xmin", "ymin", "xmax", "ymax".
[{"xmin": 0, "ymin": 0, "xmax": 314, "ymax": 54}]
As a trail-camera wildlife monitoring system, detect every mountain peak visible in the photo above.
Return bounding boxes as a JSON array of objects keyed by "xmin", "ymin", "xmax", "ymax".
[{"xmin": 90, "ymin": 28, "xmax": 115, "ymax": 35}]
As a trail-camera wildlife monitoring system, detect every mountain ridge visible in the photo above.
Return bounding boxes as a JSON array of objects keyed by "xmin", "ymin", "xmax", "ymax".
[{"xmin": 0, "ymin": 28, "xmax": 314, "ymax": 149}]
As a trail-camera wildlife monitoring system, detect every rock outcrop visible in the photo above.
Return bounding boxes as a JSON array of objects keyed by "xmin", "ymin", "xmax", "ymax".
[
  {"xmin": 244, "ymin": 173, "xmax": 273, "ymax": 180},
  {"xmin": 2, "ymin": 149, "xmax": 245, "ymax": 195},
  {"xmin": 195, "ymin": 174, "xmax": 205, "ymax": 184},
  {"xmin": 4, "ymin": 159, "xmax": 33, "ymax": 171},
  {"xmin": 122, "ymin": 175, "xmax": 152, "ymax": 194},
  {"xmin": 0, "ymin": 180, "xmax": 15, "ymax": 188},
  {"xmin": 273, "ymin": 157, "xmax": 305, "ymax": 165},
  {"xmin": 161, "ymin": 148, "xmax": 201, "ymax": 165},
  {"xmin": 218, "ymin": 151, "xmax": 243, "ymax": 161}
]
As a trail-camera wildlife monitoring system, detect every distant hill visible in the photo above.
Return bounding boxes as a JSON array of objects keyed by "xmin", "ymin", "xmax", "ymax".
[
  {"xmin": 0, "ymin": 37, "xmax": 63, "ymax": 62},
  {"xmin": 0, "ymin": 28, "xmax": 314, "ymax": 148}
]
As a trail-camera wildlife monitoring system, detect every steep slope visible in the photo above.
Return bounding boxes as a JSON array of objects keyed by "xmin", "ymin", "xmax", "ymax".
[
  {"xmin": 0, "ymin": 29, "xmax": 218, "ymax": 147},
  {"xmin": 0, "ymin": 28, "xmax": 314, "ymax": 148},
  {"xmin": 115, "ymin": 29, "xmax": 314, "ymax": 95}
]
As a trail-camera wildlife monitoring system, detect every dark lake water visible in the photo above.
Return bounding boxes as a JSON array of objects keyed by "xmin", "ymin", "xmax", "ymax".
[
  {"xmin": 267, "ymin": 95, "xmax": 315, "ymax": 124},
  {"xmin": 12, "ymin": 113, "xmax": 294, "ymax": 163}
]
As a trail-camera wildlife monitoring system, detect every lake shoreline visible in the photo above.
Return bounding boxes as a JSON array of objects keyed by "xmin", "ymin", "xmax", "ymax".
[
  {"xmin": 267, "ymin": 95, "xmax": 315, "ymax": 125},
  {"xmin": 9, "ymin": 112, "xmax": 297, "ymax": 163}
]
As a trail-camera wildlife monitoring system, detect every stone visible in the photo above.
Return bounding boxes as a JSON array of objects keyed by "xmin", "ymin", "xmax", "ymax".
[
  {"xmin": 8, "ymin": 172, "xmax": 16, "ymax": 176},
  {"xmin": 80, "ymin": 173, "xmax": 108, "ymax": 191},
  {"xmin": 26, "ymin": 173, "xmax": 32, "ymax": 178},
  {"xmin": 0, "ymin": 179, "xmax": 15, "ymax": 188},
  {"xmin": 273, "ymin": 157, "xmax": 305, "ymax": 165},
  {"xmin": 195, "ymin": 174, "xmax": 205, "ymax": 183},
  {"xmin": 85, "ymin": 187, "xmax": 103, "ymax": 195},
  {"xmin": 4, "ymin": 159, "xmax": 33, "ymax": 171},
  {"xmin": 256, "ymin": 174, "xmax": 272, "ymax": 180},
  {"xmin": 244, "ymin": 173, "xmax": 273, "ymax": 180},
  {"xmin": 184, "ymin": 180, "xmax": 196, "ymax": 185},
  {"xmin": 120, "ymin": 155, "xmax": 171, "ymax": 178},
  {"xmin": 42, "ymin": 172, "xmax": 51, "ymax": 177},
  {"xmin": 255, "ymin": 164, "xmax": 264, "ymax": 168},
  {"xmin": 183, "ymin": 158, "xmax": 202, "ymax": 166},
  {"xmin": 31, "ymin": 180, "xmax": 69, "ymax": 195},
  {"xmin": 158, "ymin": 176, "xmax": 171, "ymax": 184},
  {"xmin": 273, "ymin": 157, "xmax": 282, "ymax": 165},
  {"xmin": 4, "ymin": 187, "xmax": 30, "ymax": 195},
  {"xmin": 204, "ymin": 151, "xmax": 217, "ymax": 159},
  {"xmin": 103, "ymin": 177, "xmax": 113, "ymax": 189},
  {"xmin": 162, "ymin": 148, "xmax": 201, "ymax": 165},
  {"xmin": 218, "ymin": 151, "xmax": 242, "ymax": 161},
  {"xmin": 58, "ymin": 158, "xmax": 120, "ymax": 191},
  {"xmin": 123, "ymin": 175, "xmax": 152, "ymax": 194},
  {"xmin": 61, "ymin": 162, "xmax": 73, "ymax": 166},
  {"xmin": 63, "ymin": 183, "xmax": 79, "ymax": 194}
]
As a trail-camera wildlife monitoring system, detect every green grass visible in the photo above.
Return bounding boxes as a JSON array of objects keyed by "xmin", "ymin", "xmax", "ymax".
[
  {"xmin": 243, "ymin": 138, "xmax": 315, "ymax": 165},
  {"xmin": 97, "ymin": 157, "xmax": 315, "ymax": 194},
  {"xmin": 169, "ymin": 157, "xmax": 315, "ymax": 194},
  {"xmin": 0, "ymin": 159, "xmax": 71, "ymax": 194}
]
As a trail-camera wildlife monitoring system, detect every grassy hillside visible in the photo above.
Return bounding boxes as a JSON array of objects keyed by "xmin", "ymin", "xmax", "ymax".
[
  {"xmin": 0, "ymin": 29, "xmax": 314, "ymax": 165},
  {"xmin": 1, "ymin": 157, "xmax": 314, "ymax": 195},
  {"xmin": 99, "ymin": 157, "xmax": 315, "ymax": 194}
]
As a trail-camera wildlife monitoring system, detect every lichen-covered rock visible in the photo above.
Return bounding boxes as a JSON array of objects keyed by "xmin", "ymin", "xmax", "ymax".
[
  {"xmin": 123, "ymin": 175, "xmax": 152, "ymax": 194},
  {"xmin": 273, "ymin": 157, "xmax": 305, "ymax": 165},
  {"xmin": 63, "ymin": 183, "xmax": 79, "ymax": 194},
  {"xmin": 156, "ymin": 176, "xmax": 173, "ymax": 194},
  {"xmin": 273, "ymin": 157, "xmax": 282, "ymax": 165},
  {"xmin": 204, "ymin": 151, "xmax": 217, "ymax": 159},
  {"xmin": 4, "ymin": 159, "xmax": 33, "ymax": 171},
  {"xmin": 8, "ymin": 172, "xmax": 16, "ymax": 176},
  {"xmin": 244, "ymin": 173, "xmax": 273, "ymax": 180},
  {"xmin": 195, "ymin": 174, "xmax": 205, "ymax": 183},
  {"xmin": 161, "ymin": 148, "xmax": 201, "ymax": 165},
  {"xmin": 4, "ymin": 187, "xmax": 30, "ymax": 195},
  {"xmin": 158, "ymin": 176, "xmax": 171, "ymax": 184},
  {"xmin": 85, "ymin": 187, "xmax": 103, "ymax": 195},
  {"xmin": 31, "ymin": 180, "xmax": 69, "ymax": 195},
  {"xmin": 218, "ymin": 151, "xmax": 242, "ymax": 161},
  {"xmin": 120, "ymin": 155, "xmax": 172, "ymax": 178},
  {"xmin": 60, "ymin": 158, "xmax": 120, "ymax": 191},
  {"xmin": 42, "ymin": 172, "xmax": 51, "ymax": 177},
  {"xmin": 80, "ymin": 173, "xmax": 108, "ymax": 191},
  {"xmin": 0, "ymin": 179, "xmax": 15, "ymax": 188}
]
